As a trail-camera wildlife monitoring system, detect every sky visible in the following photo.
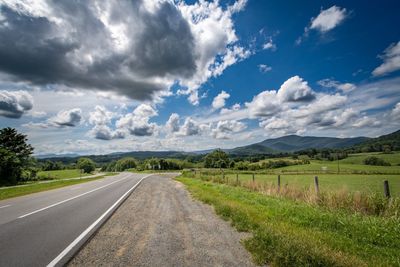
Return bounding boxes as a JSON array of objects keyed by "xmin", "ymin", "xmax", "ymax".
[{"xmin": 0, "ymin": 0, "xmax": 399, "ymax": 155}]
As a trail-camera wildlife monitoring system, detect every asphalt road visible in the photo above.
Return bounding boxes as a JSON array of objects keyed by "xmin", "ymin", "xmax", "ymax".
[{"xmin": 0, "ymin": 172, "xmax": 151, "ymax": 267}]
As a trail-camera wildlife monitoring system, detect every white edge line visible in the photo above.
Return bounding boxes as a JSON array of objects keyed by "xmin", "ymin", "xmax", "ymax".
[
  {"xmin": 18, "ymin": 175, "xmax": 130, "ymax": 219},
  {"xmin": 0, "ymin": 205, "xmax": 11, "ymax": 209},
  {"xmin": 46, "ymin": 174, "xmax": 153, "ymax": 267}
]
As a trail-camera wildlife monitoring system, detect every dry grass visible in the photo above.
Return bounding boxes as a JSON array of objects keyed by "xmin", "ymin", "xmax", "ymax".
[{"xmin": 191, "ymin": 171, "xmax": 400, "ymax": 218}]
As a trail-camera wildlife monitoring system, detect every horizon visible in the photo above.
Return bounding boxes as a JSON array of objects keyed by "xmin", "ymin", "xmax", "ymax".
[
  {"xmin": 1, "ymin": 0, "xmax": 400, "ymax": 155},
  {"xmin": 34, "ymin": 129, "xmax": 397, "ymax": 157}
]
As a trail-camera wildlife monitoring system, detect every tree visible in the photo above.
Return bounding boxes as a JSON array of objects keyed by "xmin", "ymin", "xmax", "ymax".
[
  {"xmin": 0, "ymin": 128, "xmax": 34, "ymax": 185},
  {"xmin": 77, "ymin": 158, "xmax": 96, "ymax": 173},
  {"xmin": 363, "ymin": 156, "xmax": 391, "ymax": 166},
  {"xmin": 204, "ymin": 149, "xmax": 230, "ymax": 168},
  {"xmin": 114, "ymin": 157, "xmax": 137, "ymax": 171}
]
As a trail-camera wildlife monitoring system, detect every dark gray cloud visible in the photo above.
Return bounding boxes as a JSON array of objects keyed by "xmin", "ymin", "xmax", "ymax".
[
  {"xmin": 0, "ymin": 0, "xmax": 196, "ymax": 100},
  {"xmin": 0, "ymin": 90, "xmax": 33, "ymax": 118}
]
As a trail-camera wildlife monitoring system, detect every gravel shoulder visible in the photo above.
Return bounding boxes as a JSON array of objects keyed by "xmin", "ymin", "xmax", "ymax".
[{"xmin": 69, "ymin": 174, "xmax": 255, "ymax": 267}]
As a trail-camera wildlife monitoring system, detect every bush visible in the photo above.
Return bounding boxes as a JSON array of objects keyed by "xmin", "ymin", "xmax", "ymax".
[
  {"xmin": 363, "ymin": 156, "xmax": 391, "ymax": 166},
  {"xmin": 77, "ymin": 158, "xmax": 96, "ymax": 173}
]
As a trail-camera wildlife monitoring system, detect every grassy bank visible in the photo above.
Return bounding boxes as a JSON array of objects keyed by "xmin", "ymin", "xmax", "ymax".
[
  {"xmin": 0, "ymin": 174, "xmax": 114, "ymax": 200},
  {"xmin": 36, "ymin": 169, "xmax": 90, "ymax": 180},
  {"xmin": 177, "ymin": 176, "xmax": 400, "ymax": 266}
]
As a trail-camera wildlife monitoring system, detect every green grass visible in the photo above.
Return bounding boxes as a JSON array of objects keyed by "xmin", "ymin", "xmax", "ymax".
[
  {"xmin": 177, "ymin": 177, "xmax": 400, "ymax": 266},
  {"xmin": 0, "ymin": 173, "xmax": 116, "ymax": 200},
  {"xmin": 36, "ymin": 169, "xmax": 89, "ymax": 180},
  {"xmin": 217, "ymin": 173, "xmax": 400, "ymax": 196},
  {"xmin": 277, "ymin": 160, "xmax": 400, "ymax": 174},
  {"xmin": 340, "ymin": 152, "xmax": 400, "ymax": 165}
]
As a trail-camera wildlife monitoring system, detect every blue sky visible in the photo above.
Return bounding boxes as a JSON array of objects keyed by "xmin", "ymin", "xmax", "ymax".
[{"xmin": 0, "ymin": 0, "xmax": 399, "ymax": 155}]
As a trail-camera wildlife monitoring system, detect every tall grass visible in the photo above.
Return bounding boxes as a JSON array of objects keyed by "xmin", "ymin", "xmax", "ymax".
[{"xmin": 185, "ymin": 171, "xmax": 400, "ymax": 218}]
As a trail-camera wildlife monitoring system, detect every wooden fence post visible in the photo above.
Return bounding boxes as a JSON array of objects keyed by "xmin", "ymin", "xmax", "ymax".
[
  {"xmin": 384, "ymin": 180, "xmax": 391, "ymax": 198},
  {"xmin": 252, "ymin": 173, "xmax": 255, "ymax": 182},
  {"xmin": 277, "ymin": 175, "xmax": 281, "ymax": 192},
  {"xmin": 314, "ymin": 176, "xmax": 319, "ymax": 195},
  {"xmin": 236, "ymin": 173, "xmax": 239, "ymax": 184}
]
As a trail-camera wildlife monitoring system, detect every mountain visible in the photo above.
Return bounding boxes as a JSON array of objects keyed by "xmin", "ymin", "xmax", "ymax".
[
  {"xmin": 228, "ymin": 135, "xmax": 369, "ymax": 155},
  {"xmin": 349, "ymin": 129, "xmax": 400, "ymax": 152},
  {"xmin": 35, "ymin": 153, "xmax": 80, "ymax": 159}
]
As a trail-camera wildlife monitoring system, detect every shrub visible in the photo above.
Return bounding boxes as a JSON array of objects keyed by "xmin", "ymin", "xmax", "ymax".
[
  {"xmin": 363, "ymin": 156, "xmax": 391, "ymax": 166},
  {"xmin": 77, "ymin": 158, "xmax": 96, "ymax": 173}
]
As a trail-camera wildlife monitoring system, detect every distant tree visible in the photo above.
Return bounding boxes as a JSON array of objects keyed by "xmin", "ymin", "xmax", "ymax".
[
  {"xmin": 77, "ymin": 158, "xmax": 96, "ymax": 173},
  {"xmin": 114, "ymin": 157, "xmax": 137, "ymax": 171},
  {"xmin": 204, "ymin": 149, "xmax": 230, "ymax": 168},
  {"xmin": 363, "ymin": 156, "xmax": 391, "ymax": 166},
  {"xmin": 0, "ymin": 127, "xmax": 34, "ymax": 185}
]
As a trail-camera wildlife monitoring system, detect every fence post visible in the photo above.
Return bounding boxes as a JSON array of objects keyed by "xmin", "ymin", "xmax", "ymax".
[
  {"xmin": 222, "ymin": 169, "xmax": 225, "ymax": 182},
  {"xmin": 383, "ymin": 180, "xmax": 391, "ymax": 198},
  {"xmin": 252, "ymin": 173, "xmax": 255, "ymax": 182},
  {"xmin": 199, "ymin": 171, "xmax": 201, "ymax": 179},
  {"xmin": 314, "ymin": 176, "xmax": 319, "ymax": 195},
  {"xmin": 236, "ymin": 173, "xmax": 239, "ymax": 184},
  {"xmin": 277, "ymin": 175, "xmax": 281, "ymax": 192}
]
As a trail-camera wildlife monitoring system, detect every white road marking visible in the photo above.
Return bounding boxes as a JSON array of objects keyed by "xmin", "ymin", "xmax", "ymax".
[
  {"xmin": 0, "ymin": 205, "xmax": 11, "ymax": 209},
  {"xmin": 47, "ymin": 174, "xmax": 153, "ymax": 267},
  {"xmin": 18, "ymin": 175, "xmax": 129, "ymax": 219}
]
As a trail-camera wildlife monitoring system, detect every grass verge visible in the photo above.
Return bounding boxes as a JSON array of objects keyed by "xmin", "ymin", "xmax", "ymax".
[
  {"xmin": 0, "ymin": 174, "xmax": 115, "ymax": 200},
  {"xmin": 176, "ymin": 176, "xmax": 400, "ymax": 267}
]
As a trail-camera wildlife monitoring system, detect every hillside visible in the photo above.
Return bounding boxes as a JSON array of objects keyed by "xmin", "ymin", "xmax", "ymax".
[
  {"xmin": 228, "ymin": 135, "xmax": 369, "ymax": 155},
  {"xmin": 348, "ymin": 129, "xmax": 400, "ymax": 152}
]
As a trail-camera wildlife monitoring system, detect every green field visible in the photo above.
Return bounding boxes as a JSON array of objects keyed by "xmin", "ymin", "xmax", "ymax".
[
  {"xmin": 253, "ymin": 152, "xmax": 400, "ymax": 174},
  {"xmin": 36, "ymin": 169, "xmax": 92, "ymax": 180},
  {"xmin": 177, "ymin": 177, "xmax": 400, "ymax": 266},
  {"xmin": 217, "ymin": 173, "xmax": 400, "ymax": 196}
]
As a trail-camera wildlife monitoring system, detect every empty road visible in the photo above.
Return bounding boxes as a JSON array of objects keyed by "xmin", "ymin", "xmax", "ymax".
[{"xmin": 0, "ymin": 172, "xmax": 152, "ymax": 267}]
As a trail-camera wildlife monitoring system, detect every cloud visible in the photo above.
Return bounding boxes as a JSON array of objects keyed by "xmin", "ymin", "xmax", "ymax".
[
  {"xmin": 258, "ymin": 64, "xmax": 272, "ymax": 73},
  {"xmin": 0, "ymin": 0, "xmax": 249, "ymax": 105},
  {"xmin": 212, "ymin": 90, "xmax": 230, "ymax": 110},
  {"xmin": 309, "ymin": 6, "xmax": 347, "ymax": 33},
  {"xmin": 262, "ymin": 39, "xmax": 276, "ymax": 51},
  {"xmin": 245, "ymin": 75, "xmax": 314, "ymax": 118},
  {"xmin": 372, "ymin": 41, "xmax": 400, "ymax": 76},
  {"xmin": 392, "ymin": 102, "xmax": 400, "ymax": 119},
  {"xmin": 318, "ymin": 78, "xmax": 356, "ymax": 92},
  {"xmin": 0, "ymin": 90, "xmax": 33, "ymax": 118},
  {"xmin": 24, "ymin": 108, "xmax": 82, "ymax": 128},
  {"xmin": 88, "ymin": 105, "xmax": 114, "ymax": 126},
  {"xmin": 352, "ymin": 116, "xmax": 382, "ymax": 128},
  {"xmin": 245, "ymin": 90, "xmax": 281, "ymax": 117},
  {"xmin": 277, "ymin": 75, "xmax": 315, "ymax": 102},
  {"xmin": 50, "ymin": 108, "xmax": 82, "ymax": 127},
  {"xmin": 116, "ymin": 104, "xmax": 158, "ymax": 136},
  {"xmin": 297, "ymin": 6, "xmax": 347, "ymax": 44},
  {"xmin": 166, "ymin": 113, "xmax": 180, "ymax": 133},
  {"xmin": 211, "ymin": 120, "xmax": 246, "ymax": 139},
  {"xmin": 30, "ymin": 110, "xmax": 47, "ymax": 118},
  {"xmin": 177, "ymin": 0, "xmax": 251, "ymax": 105},
  {"xmin": 89, "ymin": 125, "xmax": 125, "ymax": 140},
  {"xmin": 176, "ymin": 117, "xmax": 201, "ymax": 136}
]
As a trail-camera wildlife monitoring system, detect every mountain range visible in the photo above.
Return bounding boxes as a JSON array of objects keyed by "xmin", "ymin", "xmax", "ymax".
[{"xmin": 36, "ymin": 129, "xmax": 400, "ymax": 161}]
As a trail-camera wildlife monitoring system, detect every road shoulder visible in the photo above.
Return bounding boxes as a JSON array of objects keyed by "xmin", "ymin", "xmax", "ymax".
[{"xmin": 69, "ymin": 174, "xmax": 255, "ymax": 267}]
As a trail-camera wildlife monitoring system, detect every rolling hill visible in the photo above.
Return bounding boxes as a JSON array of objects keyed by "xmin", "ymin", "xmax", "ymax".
[{"xmin": 228, "ymin": 135, "xmax": 369, "ymax": 155}]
